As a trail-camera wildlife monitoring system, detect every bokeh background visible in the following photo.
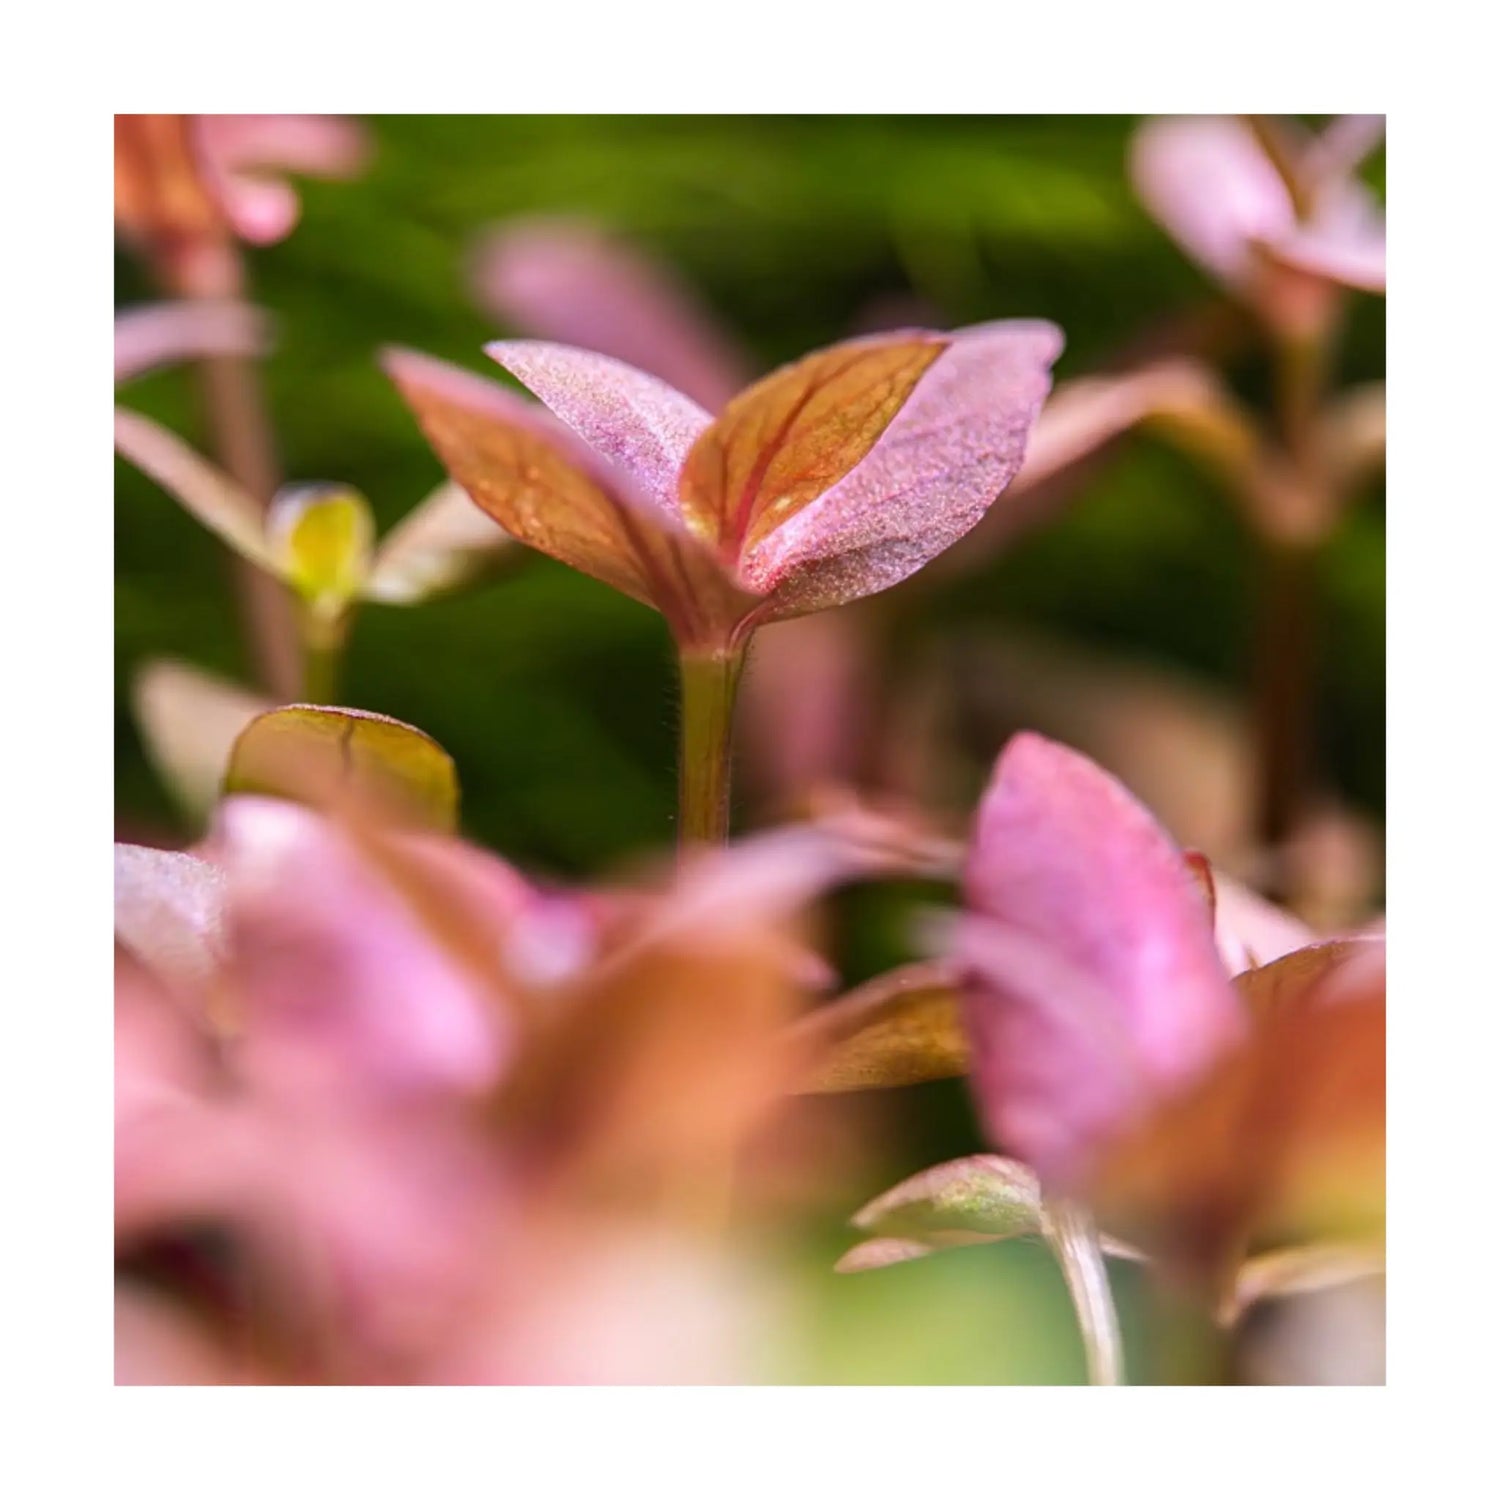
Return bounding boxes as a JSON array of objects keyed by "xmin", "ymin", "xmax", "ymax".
[{"xmin": 115, "ymin": 115, "xmax": 1385, "ymax": 1381}]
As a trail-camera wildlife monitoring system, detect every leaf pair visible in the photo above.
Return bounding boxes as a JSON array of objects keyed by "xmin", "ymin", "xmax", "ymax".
[
  {"xmin": 959, "ymin": 734, "xmax": 1383, "ymax": 1286},
  {"xmin": 792, "ymin": 732, "xmax": 1383, "ymax": 1296},
  {"xmin": 115, "ymin": 406, "xmax": 516, "ymax": 618},
  {"xmin": 835, "ymin": 1151, "xmax": 1380, "ymax": 1330},
  {"xmin": 1131, "ymin": 115, "xmax": 1385, "ymax": 337},
  {"xmin": 384, "ymin": 321, "xmax": 1061, "ymax": 651}
]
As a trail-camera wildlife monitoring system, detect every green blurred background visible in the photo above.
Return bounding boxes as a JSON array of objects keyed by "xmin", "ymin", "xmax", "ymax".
[{"xmin": 115, "ymin": 115, "xmax": 1384, "ymax": 1381}]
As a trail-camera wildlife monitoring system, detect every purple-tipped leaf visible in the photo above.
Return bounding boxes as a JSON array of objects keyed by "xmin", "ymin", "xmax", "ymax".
[
  {"xmin": 836, "ymin": 1153, "xmax": 1144, "ymax": 1274},
  {"xmin": 852, "ymin": 1153, "xmax": 1043, "ymax": 1239}
]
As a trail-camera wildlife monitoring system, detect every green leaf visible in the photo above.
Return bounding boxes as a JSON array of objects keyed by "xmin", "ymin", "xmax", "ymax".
[
  {"xmin": 838, "ymin": 1155, "xmax": 1144, "ymax": 1276},
  {"xmin": 852, "ymin": 1154, "xmax": 1044, "ymax": 1242},
  {"xmin": 266, "ymin": 484, "xmax": 375, "ymax": 614},
  {"xmin": 224, "ymin": 705, "xmax": 459, "ymax": 832}
]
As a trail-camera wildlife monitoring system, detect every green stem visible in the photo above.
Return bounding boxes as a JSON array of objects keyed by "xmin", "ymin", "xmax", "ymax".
[
  {"xmin": 300, "ymin": 607, "xmax": 349, "ymax": 704},
  {"xmin": 677, "ymin": 645, "xmax": 746, "ymax": 848},
  {"xmin": 1043, "ymin": 1198, "xmax": 1126, "ymax": 1386}
]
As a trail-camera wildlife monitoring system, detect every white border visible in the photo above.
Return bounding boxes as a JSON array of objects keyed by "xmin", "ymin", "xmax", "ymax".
[{"xmin": 8, "ymin": 1, "xmax": 1492, "ymax": 1492}]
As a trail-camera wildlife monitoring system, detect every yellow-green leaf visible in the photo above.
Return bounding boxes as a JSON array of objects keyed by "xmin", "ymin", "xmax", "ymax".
[
  {"xmin": 266, "ymin": 484, "xmax": 375, "ymax": 614},
  {"xmin": 224, "ymin": 705, "xmax": 459, "ymax": 832}
]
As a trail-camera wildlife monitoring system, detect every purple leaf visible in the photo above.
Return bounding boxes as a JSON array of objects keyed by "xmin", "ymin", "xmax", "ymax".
[
  {"xmin": 961, "ymin": 733, "xmax": 1244, "ymax": 1184},
  {"xmin": 212, "ymin": 796, "xmax": 513, "ymax": 1097},
  {"xmin": 1132, "ymin": 116, "xmax": 1294, "ymax": 287},
  {"xmin": 114, "ymin": 301, "xmax": 271, "ymax": 384},
  {"xmin": 485, "ymin": 339, "xmax": 712, "ymax": 522},
  {"xmin": 1132, "ymin": 115, "xmax": 1386, "ymax": 312},
  {"xmin": 742, "ymin": 320, "xmax": 1062, "ymax": 620}
]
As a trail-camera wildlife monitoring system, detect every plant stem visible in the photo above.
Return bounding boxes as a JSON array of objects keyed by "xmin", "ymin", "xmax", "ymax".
[
  {"xmin": 1251, "ymin": 536, "xmax": 1317, "ymax": 889},
  {"xmin": 300, "ymin": 608, "xmax": 348, "ymax": 703},
  {"xmin": 677, "ymin": 645, "xmax": 746, "ymax": 848},
  {"xmin": 1252, "ymin": 330, "xmax": 1333, "ymax": 898},
  {"xmin": 1043, "ymin": 1198, "xmax": 1126, "ymax": 1386},
  {"xmin": 168, "ymin": 244, "xmax": 302, "ymax": 700},
  {"xmin": 1245, "ymin": 115, "xmax": 1315, "ymax": 220}
]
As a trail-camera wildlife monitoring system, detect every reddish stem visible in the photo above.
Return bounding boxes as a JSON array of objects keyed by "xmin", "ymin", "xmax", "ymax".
[{"xmin": 167, "ymin": 242, "xmax": 301, "ymax": 699}]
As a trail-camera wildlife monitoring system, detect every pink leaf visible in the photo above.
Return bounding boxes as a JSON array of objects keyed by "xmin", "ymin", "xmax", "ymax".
[
  {"xmin": 1132, "ymin": 115, "xmax": 1386, "ymax": 310},
  {"xmin": 961, "ymin": 733, "xmax": 1244, "ymax": 1184},
  {"xmin": 742, "ymin": 320, "xmax": 1062, "ymax": 619},
  {"xmin": 114, "ymin": 301, "xmax": 272, "ymax": 384},
  {"xmin": 485, "ymin": 339, "xmax": 712, "ymax": 521},
  {"xmin": 472, "ymin": 218, "xmax": 749, "ymax": 411},
  {"xmin": 114, "ymin": 843, "xmax": 226, "ymax": 991},
  {"xmin": 384, "ymin": 346, "xmax": 746, "ymax": 642},
  {"xmin": 197, "ymin": 115, "xmax": 371, "ymax": 247},
  {"xmin": 211, "ymin": 796, "xmax": 515, "ymax": 1099},
  {"xmin": 1132, "ymin": 116, "xmax": 1295, "ymax": 288}
]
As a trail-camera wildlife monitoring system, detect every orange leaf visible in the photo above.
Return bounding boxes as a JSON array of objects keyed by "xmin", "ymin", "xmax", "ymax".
[
  {"xmin": 385, "ymin": 350, "xmax": 748, "ymax": 644},
  {"xmin": 1233, "ymin": 938, "xmax": 1380, "ymax": 1023},
  {"xmin": 115, "ymin": 114, "xmax": 223, "ymax": 250},
  {"xmin": 500, "ymin": 919, "xmax": 802, "ymax": 1216},
  {"xmin": 1090, "ymin": 942, "xmax": 1384, "ymax": 1284},
  {"xmin": 678, "ymin": 335, "xmax": 946, "ymax": 555},
  {"xmin": 789, "ymin": 960, "xmax": 968, "ymax": 1093}
]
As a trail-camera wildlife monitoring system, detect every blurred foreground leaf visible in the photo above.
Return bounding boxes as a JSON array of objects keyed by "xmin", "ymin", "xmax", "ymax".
[{"xmin": 225, "ymin": 704, "xmax": 460, "ymax": 831}]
